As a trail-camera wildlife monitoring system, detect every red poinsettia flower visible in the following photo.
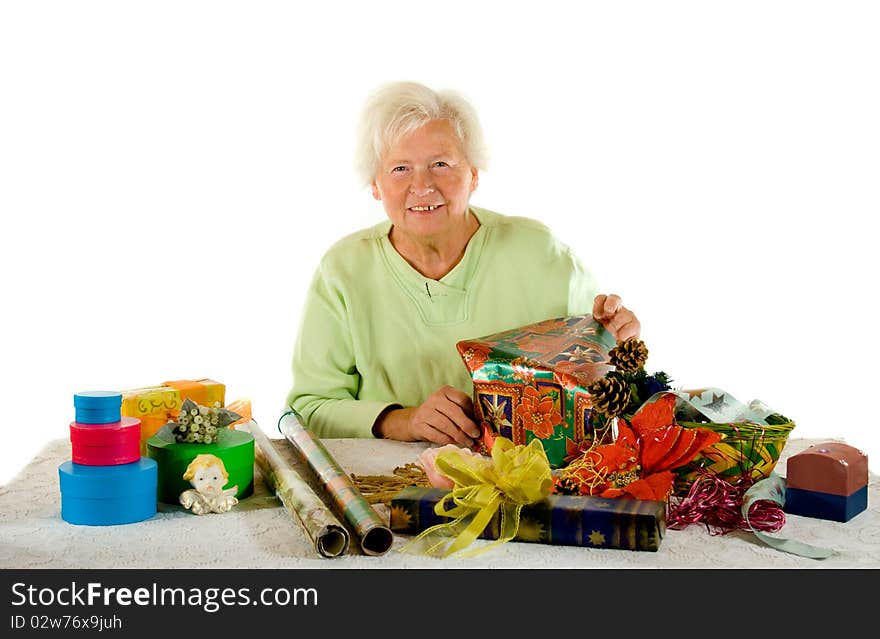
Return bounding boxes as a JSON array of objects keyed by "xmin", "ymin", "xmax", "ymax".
[
  {"xmin": 459, "ymin": 343, "xmax": 490, "ymax": 372},
  {"xmin": 553, "ymin": 360, "xmax": 580, "ymax": 376},
  {"xmin": 556, "ymin": 371, "xmax": 580, "ymax": 393},
  {"xmin": 514, "ymin": 386, "xmax": 563, "ymax": 439},
  {"xmin": 630, "ymin": 394, "xmax": 723, "ymax": 474},
  {"xmin": 557, "ymin": 393, "xmax": 722, "ymax": 501},
  {"xmin": 510, "ymin": 357, "xmax": 537, "ymax": 384},
  {"xmin": 532, "ymin": 318, "xmax": 572, "ymax": 334},
  {"xmin": 563, "ymin": 436, "xmax": 593, "ymax": 464}
]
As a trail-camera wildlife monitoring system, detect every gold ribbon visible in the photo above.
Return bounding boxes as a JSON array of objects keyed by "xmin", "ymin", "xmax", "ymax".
[{"xmin": 401, "ymin": 437, "xmax": 553, "ymax": 558}]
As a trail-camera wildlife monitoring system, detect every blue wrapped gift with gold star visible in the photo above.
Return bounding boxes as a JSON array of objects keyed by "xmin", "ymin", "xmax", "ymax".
[{"xmin": 390, "ymin": 486, "xmax": 665, "ymax": 552}]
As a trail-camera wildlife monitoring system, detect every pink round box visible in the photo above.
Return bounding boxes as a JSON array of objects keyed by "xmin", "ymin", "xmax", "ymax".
[{"xmin": 69, "ymin": 417, "xmax": 141, "ymax": 466}]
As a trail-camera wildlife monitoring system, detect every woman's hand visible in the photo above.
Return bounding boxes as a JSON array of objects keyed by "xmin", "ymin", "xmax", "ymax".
[
  {"xmin": 592, "ymin": 293, "xmax": 641, "ymax": 342},
  {"xmin": 372, "ymin": 385, "xmax": 480, "ymax": 447}
]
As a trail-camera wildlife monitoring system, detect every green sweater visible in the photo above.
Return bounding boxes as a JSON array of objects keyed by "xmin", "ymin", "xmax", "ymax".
[{"xmin": 286, "ymin": 206, "xmax": 598, "ymax": 438}]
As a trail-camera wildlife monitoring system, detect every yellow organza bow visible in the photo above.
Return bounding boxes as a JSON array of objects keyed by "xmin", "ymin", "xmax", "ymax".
[{"xmin": 402, "ymin": 437, "xmax": 553, "ymax": 558}]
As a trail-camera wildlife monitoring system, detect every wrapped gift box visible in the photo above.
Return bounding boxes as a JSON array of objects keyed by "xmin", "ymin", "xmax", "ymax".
[
  {"xmin": 390, "ymin": 486, "xmax": 665, "ymax": 552},
  {"xmin": 122, "ymin": 380, "xmax": 226, "ymax": 454},
  {"xmin": 162, "ymin": 378, "xmax": 225, "ymax": 409},
  {"xmin": 784, "ymin": 442, "xmax": 869, "ymax": 522},
  {"xmin": 122, "ymin": 386, "xmax": 181, "ymax": 454},
  {"xmin": 457, "ymin": 315, "xmax": 616, "ymax": 468}
]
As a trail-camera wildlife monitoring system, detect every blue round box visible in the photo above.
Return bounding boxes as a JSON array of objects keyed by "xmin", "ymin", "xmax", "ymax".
[
  {"xmin": 73, "ymin": 391, "xmax": 122, "ymax": 425},
  {"xmin": 58, "ymin": 458, "xmax": 157, "ymax": 526}
]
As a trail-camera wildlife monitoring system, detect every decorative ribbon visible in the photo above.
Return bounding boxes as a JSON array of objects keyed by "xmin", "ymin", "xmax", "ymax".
[
  {"xmin": 653, "ymin": 387, "xmax": 773, "ymax": 425},
  {"xmin": 401, "ymin": 437, "xmax": 553, "ymax": 559},
  {"xmin": 742, "ymin": 474, "xmax": 837, "ymax": 559}
]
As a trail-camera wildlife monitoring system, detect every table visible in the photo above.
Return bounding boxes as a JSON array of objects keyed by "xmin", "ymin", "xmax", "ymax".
[{"xmin": 1, "ymin": 436, "xmax": 878, "ymax": 569}]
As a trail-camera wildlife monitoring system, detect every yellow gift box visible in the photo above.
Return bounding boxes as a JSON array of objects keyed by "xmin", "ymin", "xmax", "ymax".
[
  {"xmin": 121, "ymin": 379, "xmax": 226, "ymax": 454},
  {"xmin": 121, "ymin": 385, "xmax": 182, "ymax": 418},
  {"xmin": 121, "ymin": 386, "xmax": 181, "ymax": 453}
]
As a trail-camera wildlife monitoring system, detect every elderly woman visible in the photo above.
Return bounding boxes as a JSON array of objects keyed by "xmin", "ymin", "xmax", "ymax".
[{"xmin": 287, "ymin": 81, "xmax": 640, "ymax": 448}]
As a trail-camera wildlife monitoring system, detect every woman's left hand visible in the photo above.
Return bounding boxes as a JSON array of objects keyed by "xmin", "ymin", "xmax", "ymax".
[{"xmin": 592, "ymin": 293, "xmax": 641, "ymax": 341}]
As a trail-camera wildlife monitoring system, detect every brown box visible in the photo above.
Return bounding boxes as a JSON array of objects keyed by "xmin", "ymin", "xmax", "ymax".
[
  {"xmin": 784, "ymin": 442, "xmax": 869, "ymax": 522},
  {"xmin": 786, "ymin": 442, "xmax": 868, "ymax": 496}
]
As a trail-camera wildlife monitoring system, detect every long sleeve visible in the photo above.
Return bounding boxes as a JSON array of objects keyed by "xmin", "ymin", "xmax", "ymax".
[
  {"xmin": 286, "ymin": 260, "xmax": 397, "ymax": 438},
  {"xmin": 285, "ymin": 207, "xmax": 602, "ymax": 440},
  {"xmin": 566, "ymin": 250, "xmax": 599, "ymax": 316}
]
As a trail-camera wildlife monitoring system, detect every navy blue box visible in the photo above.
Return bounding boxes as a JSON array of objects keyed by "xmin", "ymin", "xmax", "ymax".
[
  {"xmin": 785, "ymin": 485, "xmax": 868, "ymax": 523},
  {"xmin": 390, "ymin": 486, "xmax": 665, "ymax": 551}
]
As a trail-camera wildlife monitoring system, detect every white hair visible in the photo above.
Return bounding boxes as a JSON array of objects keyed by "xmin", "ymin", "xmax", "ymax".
[{"xmin": 354, "ymin": 81, "xmax": 489, "ymax": 186}]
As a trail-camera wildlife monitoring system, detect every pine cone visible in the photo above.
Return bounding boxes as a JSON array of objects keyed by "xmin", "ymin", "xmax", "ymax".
[
  {"xmin": 586, "ymin": 374, "xmax": 632, "ymax": 419},
  {"xmin": 609, "ymin": 337, "xmax": 648, "ymax": 374}
]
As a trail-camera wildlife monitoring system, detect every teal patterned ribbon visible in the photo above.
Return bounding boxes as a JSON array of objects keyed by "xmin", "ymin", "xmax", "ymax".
[
  {"xmin": 656, "ymin": 387, "xmax": 773, "ymax": 424},
  {"xmin": 741, "ymin": 474, "xmax": 837, "ymax": 559}
]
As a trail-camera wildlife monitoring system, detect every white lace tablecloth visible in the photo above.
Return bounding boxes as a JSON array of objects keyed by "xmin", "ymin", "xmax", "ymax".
[{"xmin": 1, "ymin": 436, "xmax": 878, "ymax": 569}]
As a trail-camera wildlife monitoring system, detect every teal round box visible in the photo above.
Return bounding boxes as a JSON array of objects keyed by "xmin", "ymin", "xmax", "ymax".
[
  {"xmin": 58, "ymin": 458, "xmax": 158, "ymax": 526},
  {"xmin": 146, "ymin": 425, "xmax": 254, "ymax": 505},
  {"xmin": 73, "ymin": 390, "xmax": 122, "ymax": 425}
]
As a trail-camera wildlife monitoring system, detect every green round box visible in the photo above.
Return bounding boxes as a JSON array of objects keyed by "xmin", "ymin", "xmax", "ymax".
[{"xmin": 146, "ymin": 425, "xmax": 255, "ymax": 505}]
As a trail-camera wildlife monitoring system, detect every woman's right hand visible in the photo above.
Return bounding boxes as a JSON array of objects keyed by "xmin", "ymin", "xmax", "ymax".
[{"xmin": 372, "ymin": 385, "xmax": 480, "ymax": 447}]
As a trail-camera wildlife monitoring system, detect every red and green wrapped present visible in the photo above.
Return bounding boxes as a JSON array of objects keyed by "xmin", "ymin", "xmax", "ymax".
[
  {"xmin": 457, "ymin": 315, "xmax": 616, "ymax": 468},
  {"xmin": 390, "ymin": 486, "xmax": 665, "ymax": 552}
]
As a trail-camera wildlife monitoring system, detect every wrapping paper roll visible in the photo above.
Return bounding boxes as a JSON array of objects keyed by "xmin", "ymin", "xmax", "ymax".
[
  {"xmin": 245, "ymin": 420, "xmax": 349, "ymax": 559},
  {"xmin": 278, "ymin": 411, "xmax": 393, "ymax": 556}
]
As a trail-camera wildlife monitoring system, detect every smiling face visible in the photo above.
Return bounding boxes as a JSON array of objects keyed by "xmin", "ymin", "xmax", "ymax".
[
  {"xmin": 190, "ymin": 464, "xmax": 227, "ymax": 496},
  {"xmin": 371, "ymin": 119, "xmax": 479, "ymax": 246}
]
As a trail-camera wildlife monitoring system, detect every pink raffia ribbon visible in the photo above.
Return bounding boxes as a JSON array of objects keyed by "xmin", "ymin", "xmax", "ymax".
[
  {"xmin": 667, "ymin": 468, "xmax": 785, "ymax": 535},
  {"xmin": 668, "ymin": 469, "xmax": 837, "ymax": 559}
]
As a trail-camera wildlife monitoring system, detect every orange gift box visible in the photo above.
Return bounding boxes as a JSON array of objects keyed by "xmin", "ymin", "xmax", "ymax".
[{"xmin": 162, "ymin": 379, "xmax": 225, "ymax": 409}]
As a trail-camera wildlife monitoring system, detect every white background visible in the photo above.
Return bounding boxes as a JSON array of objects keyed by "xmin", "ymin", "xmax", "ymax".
[{"xmin": 2, "ymin": 1, "xmax": 878, "ymax": 486}]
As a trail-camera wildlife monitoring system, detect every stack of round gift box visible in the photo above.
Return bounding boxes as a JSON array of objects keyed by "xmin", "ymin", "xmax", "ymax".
[{"xmin": 58, "ymin": 391, "xmax": 158, "ymax": 525}]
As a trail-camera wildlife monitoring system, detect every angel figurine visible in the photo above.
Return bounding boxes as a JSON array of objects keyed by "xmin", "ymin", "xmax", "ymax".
[{"xmin": 179, "ymin": 454, "xmax": 239, "ymax": 515}]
